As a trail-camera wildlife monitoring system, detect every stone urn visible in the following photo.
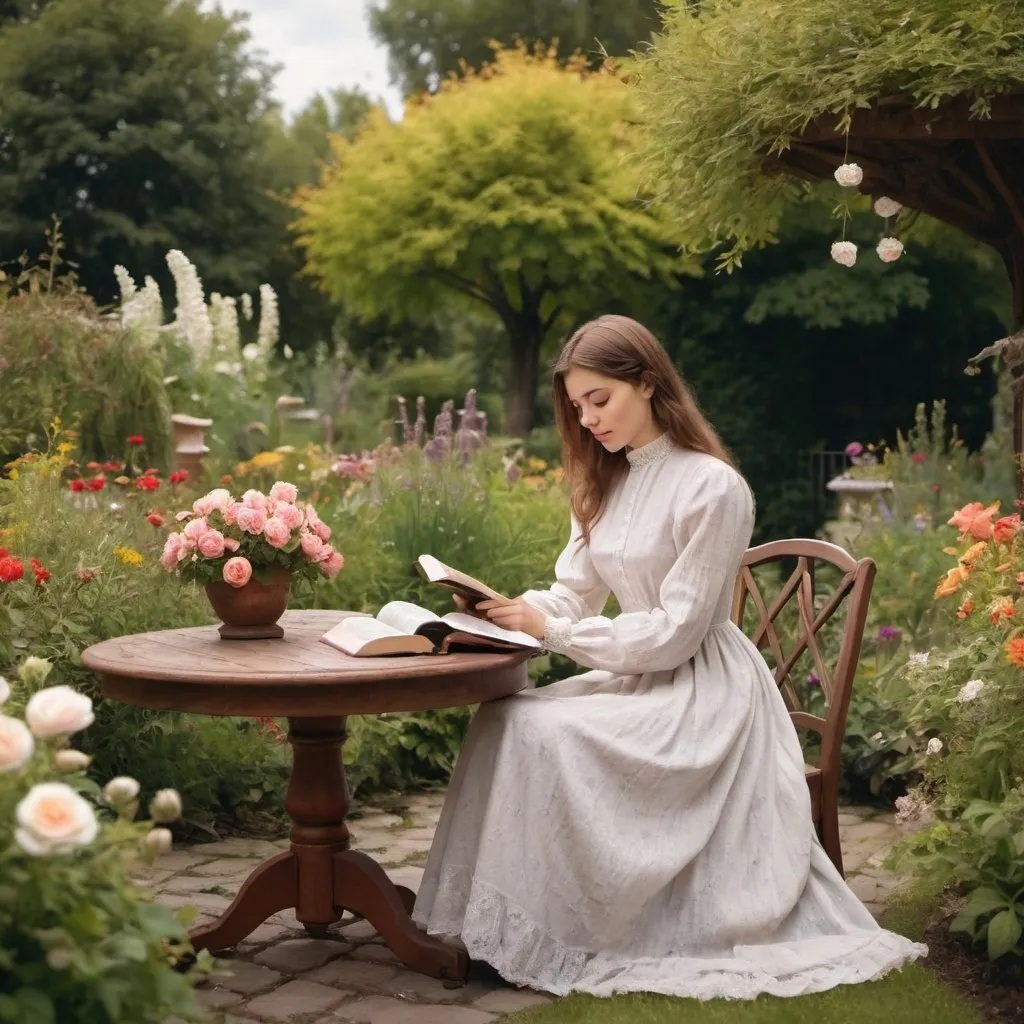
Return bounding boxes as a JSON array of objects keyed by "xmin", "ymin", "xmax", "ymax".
[{"xmin": 171, "ymin": 414, "xmax": 213, "ymax": 481}]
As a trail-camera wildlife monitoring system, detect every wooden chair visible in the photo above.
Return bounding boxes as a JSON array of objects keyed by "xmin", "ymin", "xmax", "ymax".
[{"xmin": 731, "ymin": 539, "xmax": 876, "ymax": 877}]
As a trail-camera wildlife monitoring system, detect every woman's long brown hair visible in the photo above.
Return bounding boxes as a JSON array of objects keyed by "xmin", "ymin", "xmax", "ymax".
[{"xmin": 553, "ymin": 315, "xmax": 735, "ymax": 544}]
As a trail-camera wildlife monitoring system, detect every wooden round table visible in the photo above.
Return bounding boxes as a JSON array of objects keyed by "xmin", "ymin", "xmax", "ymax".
[{"xmin": 81, "ymin": 609, "xmax": 532, "ymax": 983}]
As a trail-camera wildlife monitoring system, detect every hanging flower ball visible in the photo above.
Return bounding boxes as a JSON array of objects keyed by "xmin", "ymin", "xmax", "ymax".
[
  {"xmin": 830, "ymin": 241, "xmax": 858, "ymax": 267},
  {"xmin": 873, "ymin": 196, "xmax": 902, "ymax": 218},
  {"xmin": 876, "ymin": 237, "xmax": 904, "ymax": 263},
  {"xmin": 833, "ymin": 162, "xmax": 863, "ymax": 187}
]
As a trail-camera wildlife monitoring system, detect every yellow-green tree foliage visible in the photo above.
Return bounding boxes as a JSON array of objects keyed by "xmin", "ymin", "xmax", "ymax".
[{"xmin": 296, "ymin": 45, "xmax": 685, "ymax": 436}]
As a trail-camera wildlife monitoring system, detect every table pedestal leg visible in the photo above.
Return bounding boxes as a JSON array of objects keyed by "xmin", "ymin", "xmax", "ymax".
[{"xmin": 188, "ymin": 715, "xmax": 467, "ymax": 983}]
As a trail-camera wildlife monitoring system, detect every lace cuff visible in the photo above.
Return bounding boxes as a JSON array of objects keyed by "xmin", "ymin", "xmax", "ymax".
[{"xmin": 542, "ymin": 616, "xmax": 573, "ymax": 653}]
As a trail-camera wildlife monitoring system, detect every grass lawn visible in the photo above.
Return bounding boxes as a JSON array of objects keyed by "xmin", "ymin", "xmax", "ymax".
[{"xmin": 504, "ymin": 964, "xmax": 980, "ymax": 1024}]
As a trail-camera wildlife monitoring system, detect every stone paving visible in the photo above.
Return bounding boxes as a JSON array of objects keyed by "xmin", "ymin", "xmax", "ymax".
[{"xmin": 152, "ymin": 794, "xmax": 904, "ymax": 1023}]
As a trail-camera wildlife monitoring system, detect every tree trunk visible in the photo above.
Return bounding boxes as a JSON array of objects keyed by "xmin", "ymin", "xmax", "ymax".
[{"xmin": 503, "ymin": 312, "xmax": 544, "ymax": 439}]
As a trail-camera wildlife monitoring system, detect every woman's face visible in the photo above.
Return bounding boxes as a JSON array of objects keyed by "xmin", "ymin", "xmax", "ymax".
[{"xmin": 563, "ymin": 367, "xmax": 659, "ymax": 452}]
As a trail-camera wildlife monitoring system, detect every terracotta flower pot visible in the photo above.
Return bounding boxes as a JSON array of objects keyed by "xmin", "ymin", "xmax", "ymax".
[{"xmin": 204, "ymin": 566, "xmax": 291, "ymax": 640}]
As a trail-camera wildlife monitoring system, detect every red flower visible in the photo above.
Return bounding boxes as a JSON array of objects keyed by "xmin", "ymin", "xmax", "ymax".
[
  {"xmin": 911, "ymin": 453, "xmax": 925, "ymax": 464},
  {"xmin": 86, "ymin": 461, "xmax": 100, "ymax": 470},
  {"xmin": 68, "ymin": 479, "xmax": 85, "ymax": 493},
  {"xmin": 135, "ymin": 475, "xmax": 160, "ymax": 492},
  {"xmin": 127, "ymin": 435, "xmax": 145, "ymax": 446},
  {"xmin": 0, "ymin": 548, "xmax": 7, "ymax": 558},
  {"xmin": 220, "ymin": 475, "xmax": 233, "ymax": 485},
  {"xmin": 102, "ymin": 460, "xmax": 123, "ymax": 472},
  {"xmin": 930, "ymin": 483, "xmax": 942, "ymax": 493},
  {"xmin": 29, "ymin": 557, "xmax": 49, "ymax": 587},
  {"xmin": 143, "ymin": 467, "xmax": 160, "ymax": 476},
  {"xmin": 0, "ymin": 556, "xmax": 25, "ymax": 583},
  {"xmin": 146, "ymin": 513, "xmax": 164, "ymax": 527},
  {"xmin": 86, "ymin": 475, "xmax": 106, "ymax": 492},
  {"xmin": 169, "ymin": 470, "xmax": 189, "ymax": 484}
]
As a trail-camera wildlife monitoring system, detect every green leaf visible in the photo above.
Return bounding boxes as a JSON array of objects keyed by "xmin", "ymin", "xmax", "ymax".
[
  {"xmin": 987, "ymin": 908, "xmax": 1023, "ymax": 959},
  {"xmin": 14, "ymin": 990, "xmax": 55, "ymax": 1024}
]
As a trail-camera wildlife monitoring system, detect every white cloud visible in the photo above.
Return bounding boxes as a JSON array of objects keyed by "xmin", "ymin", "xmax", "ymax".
[{"xmin": 206, "ymin": 0, "xmax": 403, "ymax": 119}]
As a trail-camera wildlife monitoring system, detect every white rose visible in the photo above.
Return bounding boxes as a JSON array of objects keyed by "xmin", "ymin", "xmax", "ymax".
[
  {"xmin": 833, "ymin": 162, "xmax": 864, "ymax": 187},
  {"xmin": 54, "ymin": 749, "xmax": 92, "ymax": 773},
  {"xmin": 873, "ymin": 196, "xmax": 902, "ymax": 218},
  {"xmin": 15, "ymin": 782, "xmax": 98, "ymax": 856},
  {"xmin": 103, "ymin": 775, "xmax": 140, "ymax": 807},
  {"xmin": 0, "ymin": 714, "xmax": 35, "ymax": 773},
  {"xmin": 149, "ymin": 788, "xmax": 183, "ymax": 823},
  {"xmin": 830, "ymin": 241, "xmax": 858, "ymax": 267},
  {"xmin": 144, "ymin": 827, "xmax": 173, "ymax": 857},
  {"xmin": 926, "ymin": 737, "xmax": 944, "ymax": 756},
  {"xmin": 25, "ymin": 686, "xmax": 94, "ymax": 739},
  {"xmin": 0, "ymin": 676, "xmax": 9, "ymax": 705},
  {"xmin": 956, "ymin": 679, "xmax": 985, "ymax": 704},
  {"xmin": 876, "ymin": 237, "xmax": 904, "ymax": 263}
]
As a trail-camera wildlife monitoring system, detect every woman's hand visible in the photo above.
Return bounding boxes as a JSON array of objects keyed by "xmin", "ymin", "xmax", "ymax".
[
  {"xmin": 452, "ymin": 594, "xmax": 488, "ymax": 619},
  {"xmin": 475, "ymin": 596, "xmax": 548, "ymax": 640}
]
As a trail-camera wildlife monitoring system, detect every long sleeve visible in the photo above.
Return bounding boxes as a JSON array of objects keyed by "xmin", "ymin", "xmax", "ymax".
[
  {"xmin": 520, "ymin": 515, "xmax": 610, "ymax": 623},
  {"xmin": 542, "ymin": 462, "xmax": 753, "ymax": 674}
]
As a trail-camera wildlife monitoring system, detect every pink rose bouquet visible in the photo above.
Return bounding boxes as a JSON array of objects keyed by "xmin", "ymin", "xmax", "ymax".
[{"xmin": 159, "ymin": 481, "xmax": 343, "ymax": 588}]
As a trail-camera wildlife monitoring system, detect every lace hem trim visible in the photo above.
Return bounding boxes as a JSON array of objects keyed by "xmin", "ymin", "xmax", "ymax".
[
  {"xmin": 542, "ymin": 616, "xmax": 573, "ymax": 652},
  {"xmin": 414, "ymin": 868, "xmax": 928, "ymax": 1000}
]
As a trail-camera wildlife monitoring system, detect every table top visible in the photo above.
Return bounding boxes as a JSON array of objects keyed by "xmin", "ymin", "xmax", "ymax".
[{"xmin": 81, "ymin": 610, "xmax": 533, "ymax": 718}]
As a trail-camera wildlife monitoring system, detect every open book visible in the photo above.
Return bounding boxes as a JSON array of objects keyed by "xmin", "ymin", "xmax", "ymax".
[
  {"xmin": 414, "ymin": 554, "xmax": 505, "ymax": 605},
  {"xmin": 320, "ymin": 601, "xmax": 541, "ymax": 658}
]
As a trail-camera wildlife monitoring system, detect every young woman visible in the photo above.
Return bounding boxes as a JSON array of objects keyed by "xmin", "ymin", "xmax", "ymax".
[{"xmin": 412, "ymin": 315, "xmax": 925, "ymax": 999}]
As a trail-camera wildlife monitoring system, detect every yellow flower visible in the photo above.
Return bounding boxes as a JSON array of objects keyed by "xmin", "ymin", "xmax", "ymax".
[
  {"xmin": 526, "ymin": 457, "xmax": 548, "ymax": 472},
  {"xmin": 959, "ymin": 541, "xmax": 987, "ymax": 566},
  {"xmin": 250, "ymin": 451, "xmax": 285, "ymax": 469},
  {"xmin": 521, "ymin": 475, "xmax": 546, "ymax": 490},
  {"xmin": 113, "ymin": 546, "xmax": 144, "ymax": 567},
  {"xmin": 57, "ymin": 442, "xmax": 75, "ymax": 454},
  {"xmin": 7, "ymin": 468, "xmax": 18, "ymax": 481},
  {"xmin": 934, "ymin": 565, "xmax": 969, "ymax": 598}
]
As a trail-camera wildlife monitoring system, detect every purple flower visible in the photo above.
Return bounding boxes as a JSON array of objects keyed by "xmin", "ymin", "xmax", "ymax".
[
  {"xmin": 844, "ymin": 441, "xmax": 864, "ymax": 458},
  {"xmin": 877, "ymin": 625, "xmax": 902, "ymax": 644},
  {"xmin": 806, "ymin": 673, "xmax": 820, "ymax": 687}
]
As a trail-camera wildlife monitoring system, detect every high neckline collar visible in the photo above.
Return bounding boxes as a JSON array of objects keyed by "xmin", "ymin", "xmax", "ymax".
[{"xmin": 625, "ymin": 432, "xmax": 674, "ymax": 468}]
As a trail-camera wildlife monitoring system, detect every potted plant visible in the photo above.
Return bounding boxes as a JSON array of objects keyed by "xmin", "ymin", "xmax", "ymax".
[{"xmin": 159, "ymin": 481, "xmax": 342, "ymax": 639}]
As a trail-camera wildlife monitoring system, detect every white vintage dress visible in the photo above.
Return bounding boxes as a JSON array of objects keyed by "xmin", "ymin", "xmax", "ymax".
[{"xmin": 412, "ymin": 433, "xmax": 926, "ymax": 999}]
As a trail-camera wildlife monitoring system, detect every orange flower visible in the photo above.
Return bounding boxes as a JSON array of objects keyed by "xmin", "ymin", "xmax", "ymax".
[
  {"xmin": 1005, "ymin": 636, "xmax": 1024, "ymax": 668},
  {"xmin": 989, "ymin": 596, "xmax": 1015, "ymax": 625},
  {"xmin": 993, "ymin": 514, "xmax": 1022, "ymax": 545},
  {"xmin": 959, "ymin": 541, "xmax": 988, "ymax": 566},
  {"xmin": 935, "ymin": 565, "xmax": 969, "ymax": 598},
  {"xmin": 957, "ymin": 596, "xmax": 974, "ymax": 620},
  {"xmin": 995, "ymin": 562, "xmax": 1013, "ymax": 573},
  {"xmin": 948, "ymin": 501, "xmax": 1001, "ymax": 541},
  {"xmin": 942, "ymin": 546, "xmax": 959, "ymax": 555}
]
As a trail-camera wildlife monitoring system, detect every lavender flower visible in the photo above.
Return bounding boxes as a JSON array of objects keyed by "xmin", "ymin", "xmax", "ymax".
[
  {"xmin": 454, "ymin": 389, "xmax": 487, "ymax": 465},
  {"xmin": 423, "ymin": 400, "xmax": 454, "ymax": 462},
  {"xmin": 877, "ymin": 625, "xmax": 902, "ymax": 644},
  {"xmin": 806, "ymin": 673, "xmax": 821, "ymax": 687}
]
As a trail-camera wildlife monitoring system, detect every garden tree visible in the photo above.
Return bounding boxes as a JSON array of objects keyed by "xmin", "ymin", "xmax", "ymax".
[
  {"xmin": 368, "ymin": 0, "xmax": 661, "ymax": 95},
  {"xmin": 631, "ymin": 0, "xmax": 1024, "ymax": 484},
  {"xmin": 0, "ymin": 0, "xmax": 283, "ymax": 305},
  {"xmin": 296, "ymin": 45, "xmax": 686, "ymax": 437}
]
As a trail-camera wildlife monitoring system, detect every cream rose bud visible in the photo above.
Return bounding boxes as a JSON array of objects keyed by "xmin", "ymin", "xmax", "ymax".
[
  {"xmin": 873, "ymin": 196, "xmax": 902, "ymax": 218},
  {"xmin": 25, "ymin": 685, "xmax": 95, "ymax": 739},
  {"xmin": 0, "ymin": 714, "xmax": 35, "ymax": 773},
  {"xmin": 926, "ymin": 737, "xmax": 943, "ymax": 755},
  {"xmin": 830, "ymin": 241, "xmax": 858, "ymax": 267},
  {"xmin": 0, "ymin": 676, "xmax": 9, "ymax": 705},
  {"xmin": 15, "ymin": 782, "xmax": 99, "ymax": 856},
  {"xmin": 103, "ymin": 775, "xmax": 141, "ymax": 807},
  {"xmin": 54, "ymin": 749, "xmax": 92, "ymax": 773},
  {"xmin": 18, "ymin": 656, "xmax": 53, "ymax": 688},
  {"xmin": 149, "ymin": 788, "xmax": 183, "ymax": 823},
  {"xmin": 876, "ymin": 237, "xmax": 904, "ymax": 263},
  {"xmin": 833, "ymin": 162, "xmax": 863, "ymax": 187},
  {"xmin": 144, "ymin": 827, "xmax": 173, "ymax": 857}
]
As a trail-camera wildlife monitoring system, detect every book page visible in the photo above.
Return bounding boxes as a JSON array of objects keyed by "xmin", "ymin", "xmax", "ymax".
[
  {"xmin": 377, "ymin": 601, "xmax": 443, "ymax": 635},
  {"xmin": 440, "ymin": 611, "xmax": 541, "ymax": 649},
  {"xmin": 415, "ymin": 554, "xmax": 505, "ymax": 603},
  {"xmin": 320, "ymin": 616, "xmax": 433, "ymax": 657}
]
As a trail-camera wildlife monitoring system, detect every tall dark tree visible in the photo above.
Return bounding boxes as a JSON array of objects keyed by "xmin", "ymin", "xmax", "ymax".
[
  {"xmin": 368, "ymin": 0, "xmax": 662, "ymax": 95},
  {"xmin": 0, "ymin": 0, "xmax": 281, "ymax": 304}
]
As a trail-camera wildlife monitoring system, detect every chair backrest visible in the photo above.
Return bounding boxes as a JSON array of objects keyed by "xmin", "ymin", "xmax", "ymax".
[{"xmin": 731, "ymin": 538, "xmax": 876, "ymax": 777}]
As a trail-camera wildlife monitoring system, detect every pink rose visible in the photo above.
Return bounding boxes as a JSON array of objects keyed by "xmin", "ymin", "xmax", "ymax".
[
  {"xmin": 315, "ymin": 520, "xmax": 332, "ymax": 542},
  {"xmin": 269, "ymin": 481, "xmax": 298, "ymax": 504},
  {"xmin": 192, "ymin": 488, "xmax": 231, "ymax": 517},
  {"xmin": 263, "ymin": 516, "xmax": 291, "ymax": 549},
  {"xmin": 222, "ymin": 557, "xmax": 253, "ymax": 588},
  {"xmin": 160, "ymin": 533, "xmax": 184, "ymax": 572},
  {"xmin": 223, "ymin": 537, "xmax": 240, "ymax": 552},
  {"xmin": 174, "ymin": 510, "xmax": 193, "ymax": 522},
  {"xmin": 197, "ymin": 529, "xmax": 227, "ymax": 558},
  {"xmin": 224, "ymin": 501, "xmax": 244, "ymax": 526},
  {"xmin": 274, "ymin": 501, "xmax": 303, "ymax": 530},
  {"xmin": 300, "ymin": 531, "xmax": 326, "ymax": 561},
  {"xmin": 321, "ymin": 551, "xmax": 344, "ymax": 578},
  {"xmin": 304, "ymin": 505, "xmax": 321, "ymax": 530},
  {"xmin": 242, "ymin": 488, "xmax": 267, "ymax": 509},
  {"xmin": 182, "ymin": 516, "xmax": 208, "ymax": 542},
  {"xmin": 235, "ymin": 505, "xmax": 267, "ymax": 535}
]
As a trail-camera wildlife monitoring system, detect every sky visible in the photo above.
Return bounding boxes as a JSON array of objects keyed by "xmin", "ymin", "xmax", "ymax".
[{"xmin": 206, "ymin": 0, "xmax": 404, "ymax": 119}]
